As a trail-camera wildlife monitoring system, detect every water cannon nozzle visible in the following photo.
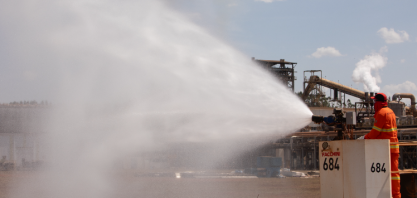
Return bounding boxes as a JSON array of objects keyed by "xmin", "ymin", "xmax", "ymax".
[{"xmin": 312, "ymin": 115, "xmax": 324, "ymax": 124}]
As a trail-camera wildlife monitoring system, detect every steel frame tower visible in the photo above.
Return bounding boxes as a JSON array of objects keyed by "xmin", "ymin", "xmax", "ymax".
[{"xmin": 252, "ymin": 58, "xmax": 297, "ymax": 92}]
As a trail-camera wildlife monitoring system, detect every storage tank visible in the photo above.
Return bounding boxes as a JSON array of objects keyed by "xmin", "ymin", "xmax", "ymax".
[{"xmin": 388, "ymin": 101, "xmax": 406, "ymax": 117}]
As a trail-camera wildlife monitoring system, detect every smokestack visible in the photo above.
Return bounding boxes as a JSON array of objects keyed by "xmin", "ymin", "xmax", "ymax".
[{"xmin": 370, "ymin": 92, "xmax": 374, "ymax": 104}]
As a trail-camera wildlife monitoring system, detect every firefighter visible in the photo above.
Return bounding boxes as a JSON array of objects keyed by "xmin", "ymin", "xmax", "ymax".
[{"xmin": 363, "ymin": 93, "xmax": 400, "ymax": 198}]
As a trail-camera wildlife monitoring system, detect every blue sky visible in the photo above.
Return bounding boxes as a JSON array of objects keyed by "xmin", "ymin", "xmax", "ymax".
[
  {"xmin": 170, "ymin": 0, "xmax": 417, "ymax": 102},
  {"xmin": 0, "ymin": 0, "xmax": 416, "ymax": 104}
]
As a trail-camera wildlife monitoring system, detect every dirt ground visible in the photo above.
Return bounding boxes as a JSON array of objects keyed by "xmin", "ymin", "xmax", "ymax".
[{"xmin": 0, "ymin": 171, "xmax": 320, "ymax": 198}]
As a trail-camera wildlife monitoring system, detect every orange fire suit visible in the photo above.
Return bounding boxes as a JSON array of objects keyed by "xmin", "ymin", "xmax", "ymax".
[{"xmin": 365, "ymin": 107, "xmax": 400, "ymax": 198}]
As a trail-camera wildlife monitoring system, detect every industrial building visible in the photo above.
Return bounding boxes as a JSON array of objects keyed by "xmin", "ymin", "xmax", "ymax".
[
  {"xmin": 0, "ymin": 60, "xmax": 416, "ymax": 175},
  {"xmin": 0, "ymin": 104, "xmax": 46, "ymax": 169}
]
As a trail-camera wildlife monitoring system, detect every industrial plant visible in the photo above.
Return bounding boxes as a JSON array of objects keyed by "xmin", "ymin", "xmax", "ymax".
[{"xmin": 0, "ymin": 58, "xmax": 416, "ymax": 197}]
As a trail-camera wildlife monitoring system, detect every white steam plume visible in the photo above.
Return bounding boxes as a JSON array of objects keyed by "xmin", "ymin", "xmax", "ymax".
[{"xmin": 352, "ymin": 53, "xmax": 387, "ymax": 92}]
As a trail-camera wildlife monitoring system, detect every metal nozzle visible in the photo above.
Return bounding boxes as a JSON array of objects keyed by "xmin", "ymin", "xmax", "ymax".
[{"xmin": 312, "ymin": 115, "xmax": 324, "ymax": 123}]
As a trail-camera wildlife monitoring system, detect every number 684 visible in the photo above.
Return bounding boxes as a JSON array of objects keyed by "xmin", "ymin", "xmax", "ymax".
[
  {"xmin": 323, "ymin": 158, "xmax": 340, "ymax": 171},
  {"xmin": 370, "ymin": 163, "xmax": 386, "ymax": 173}
]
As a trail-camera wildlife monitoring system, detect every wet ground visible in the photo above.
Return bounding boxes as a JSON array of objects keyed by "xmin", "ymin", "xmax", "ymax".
[{"xmin": 0, "ymin": 171, "xmax": 320, "ymax": 198}]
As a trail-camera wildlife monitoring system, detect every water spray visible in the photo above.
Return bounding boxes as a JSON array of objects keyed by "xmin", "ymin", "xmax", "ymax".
[{"xmin": 1, "ymin": 1, "xmax": 314, "ymax": 197}]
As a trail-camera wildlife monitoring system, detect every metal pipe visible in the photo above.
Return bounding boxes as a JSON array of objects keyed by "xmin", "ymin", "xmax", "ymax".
[
  {"xmin": 392, "ymin": 93, "xmax": 417, "ymax": 117},
  {"xmin": 312, "ymin": 115, "xmax": 324, "ymax": 123},
  {"xmin": 319, "ymin": 77, "xmax": 365, "ymax": 99}
]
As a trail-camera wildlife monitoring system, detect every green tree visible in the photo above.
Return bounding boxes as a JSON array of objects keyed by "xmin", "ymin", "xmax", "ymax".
[
  {"xmin": 297, "ymin": 91, "xmax": 334, "ymax": 107},
  {"xmin": 347, "ymin": 99, "xmax": 355, "ymax": 108}
]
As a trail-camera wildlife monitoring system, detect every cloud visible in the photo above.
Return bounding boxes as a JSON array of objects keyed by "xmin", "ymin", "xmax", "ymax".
[
  {"xmin": 255, "ymin": 0, "xmax": 285, "ymax": 3},
  {"xmin": 383, "ymin": 81, "xmax": 417, "ymax": 103},
  {"xmin": 227, "ymin": 3, "xmax": 238, "ymax": 7},
  {"xmin": 377, "ymin": 27, "xmax": 409, "ymax": 44},
  {"xmin": 400, "ymin": 59, "xmax": 405, "ymax": 63},
  {"xmin": 379, "ymin": 46, "xmax": 388, "ymax": 53},
  {"xmin": 352, "ymin": 53, "xmax": 387, "ymax": 92},
  {"xmin": 309, "ymin": 47, "xmax": 343, "ymax": 58}
]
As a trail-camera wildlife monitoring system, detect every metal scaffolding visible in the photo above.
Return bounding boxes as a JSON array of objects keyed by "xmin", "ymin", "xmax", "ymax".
[
  {"xmin": 252, "ymin": 58, "xmax": 297, "ymax": 92},
  {"xmin": 272, "ymin": 128, "xmax": 417, "ymax": 170}
]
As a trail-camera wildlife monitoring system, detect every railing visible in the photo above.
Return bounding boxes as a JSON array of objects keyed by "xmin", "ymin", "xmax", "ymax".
[{"xmin": 391, "ymin": 141, "xmax": 417, "ymax": 174}]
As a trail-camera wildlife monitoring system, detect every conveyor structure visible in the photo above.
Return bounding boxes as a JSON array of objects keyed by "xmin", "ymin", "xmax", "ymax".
[{"xmin": 303, "ymin": 73, "xmax": 365, "ymax": 101}]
